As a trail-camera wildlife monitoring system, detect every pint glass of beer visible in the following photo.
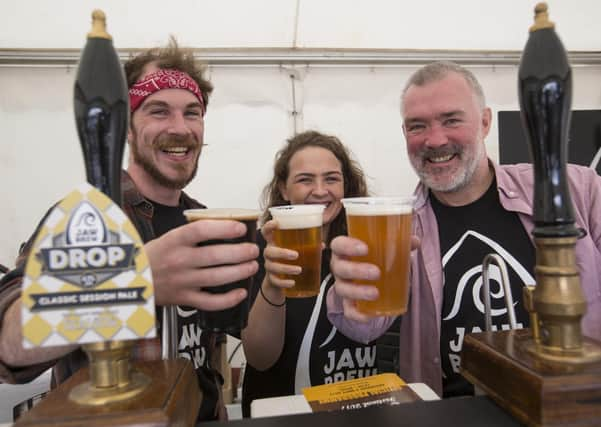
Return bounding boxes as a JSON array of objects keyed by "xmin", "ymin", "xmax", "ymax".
[
  {"xmin": 341, "ymin": 197, "xmax": 415, "ymax": 316},
  {"xmin": 268, "ymin": 205, "xmax": 325, "ymax": 298},
  {"xmin": 183, "ymin": 208, "xmax": 260, "ymax": 334}
]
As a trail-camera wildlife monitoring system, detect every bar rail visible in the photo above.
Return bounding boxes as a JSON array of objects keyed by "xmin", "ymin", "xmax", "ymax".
[{"xmin": 1, "ymin": 47, "xmax": 600, "ymax": 67}]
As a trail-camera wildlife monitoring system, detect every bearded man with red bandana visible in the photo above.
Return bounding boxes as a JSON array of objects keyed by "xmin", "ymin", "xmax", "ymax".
[{"xmin": 0, "ymin": 39, "xmax": 259, "ymax": 422}]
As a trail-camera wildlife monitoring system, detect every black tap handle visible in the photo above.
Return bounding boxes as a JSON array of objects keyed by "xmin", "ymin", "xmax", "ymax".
[
  {"xmin": 74, "ymin": 10, "xmax": 128, "ymax": 205},
  {"xmin": 518, "ymin": 3, "xmax": 578, "ymax": 237}
]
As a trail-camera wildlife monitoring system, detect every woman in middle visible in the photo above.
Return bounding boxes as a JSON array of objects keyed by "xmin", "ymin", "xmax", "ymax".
[{"xmin": 241, "ymin": 130, "xmax": 377, "ymax": 416}]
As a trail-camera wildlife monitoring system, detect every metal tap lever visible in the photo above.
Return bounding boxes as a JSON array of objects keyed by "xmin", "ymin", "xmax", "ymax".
[
  {"xmin": 481, "ymin": 254, "xmax": 517, "ymax": 332},
  {"xmin": 161, "ymin": 305, "xmax": 178, "ymax": 360}
]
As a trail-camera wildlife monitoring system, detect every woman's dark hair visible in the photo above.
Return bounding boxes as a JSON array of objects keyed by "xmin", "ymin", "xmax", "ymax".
[{"xmin": 261, "ymin": 130, "xmax": 369, "ymax": 244}]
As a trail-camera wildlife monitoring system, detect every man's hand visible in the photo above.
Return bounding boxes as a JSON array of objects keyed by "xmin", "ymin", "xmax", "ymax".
[
  {"xmin": 146, "ymin": 219, "xmax": 259, "ymax": 311},
  {"xmin": 330, "ymin": 235, "xmax": 420, "ymax": 322}
]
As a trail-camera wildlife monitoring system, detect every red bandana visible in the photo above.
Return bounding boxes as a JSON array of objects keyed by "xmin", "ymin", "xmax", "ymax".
[{"xmin": 128, "ymin": 68, "xmax": 205, "ymax": 115}]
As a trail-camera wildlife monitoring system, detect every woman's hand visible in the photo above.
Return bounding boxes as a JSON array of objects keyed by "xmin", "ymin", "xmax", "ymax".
[{"xmin": 261, "ymin": 219, "xmax": 301, "ymax": 292}]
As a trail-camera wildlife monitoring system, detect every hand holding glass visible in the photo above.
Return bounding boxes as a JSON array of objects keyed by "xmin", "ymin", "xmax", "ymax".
[
  {"xmin": 268, "ymin": 205, "xmax": 325, "ymax": 298},
  {"xmin": 341, "ymin": 197, "xmax": 415, "ymax": 316},
  {"xmin": 183, "ymin": 208, "xmax": 260, "ymax": 334}
]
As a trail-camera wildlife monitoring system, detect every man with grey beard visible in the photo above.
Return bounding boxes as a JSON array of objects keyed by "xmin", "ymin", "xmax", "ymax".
[
  {"xmin": 0, "ymin": 39, "xmax": 259, "ymax": 421},
  {"xmin": 326, "ymin": 61, "xmax": 601, "ymax": 399}
]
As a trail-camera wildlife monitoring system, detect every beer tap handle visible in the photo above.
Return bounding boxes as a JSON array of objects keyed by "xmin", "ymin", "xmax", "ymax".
[
  {"xmin": 74, "ymin": 10, "xmax": 128, "ymax": 205},
  {"xmin": 518, "ymin": 2, "xmax": 578, "ymax": 237}
]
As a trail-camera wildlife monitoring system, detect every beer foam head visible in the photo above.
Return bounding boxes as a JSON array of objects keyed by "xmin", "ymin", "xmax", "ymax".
[
  {"xmin": 342, "ymin": 197, "xmax": 415, "ymax": 216},
  {"xmin": 268, "ymin": 204, "xmax": 325, "ymax": 230},
  {"xmin": 183, "ymin": 208, "xmax": 261, "ymax": 222}
]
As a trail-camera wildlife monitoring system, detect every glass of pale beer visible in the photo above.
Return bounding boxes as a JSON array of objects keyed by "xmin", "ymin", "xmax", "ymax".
[
  {"xmin": 183, "ymin": 208, "xmax": 260, "ymax": 334},
  {"xmin": 268, "ymin": 205, "xmax": 325, "ymax": 298},
  {"xmin": 341, "ymin": 196, "xmax": 415, "ymax": 316}
]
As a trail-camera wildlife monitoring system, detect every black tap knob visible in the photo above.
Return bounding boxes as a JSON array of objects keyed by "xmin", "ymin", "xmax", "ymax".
[
  {"xmin": 74, "ymin": 10, "xmax": 128, "ymax": 205},
  {"xmin": 518, "ymin": 2, "xmax": 578, "ymax": 237}
]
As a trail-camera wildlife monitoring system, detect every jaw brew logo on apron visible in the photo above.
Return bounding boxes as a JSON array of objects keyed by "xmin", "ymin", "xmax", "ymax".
[{"xmin": 22, "ymin": 183, "xmax": 156, "ymax": 348}]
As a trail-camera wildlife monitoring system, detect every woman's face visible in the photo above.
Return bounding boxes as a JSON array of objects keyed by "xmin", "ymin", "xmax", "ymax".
[{"xmin": 280, "ymin": 146, "xmax": 345, "ymax": 226}]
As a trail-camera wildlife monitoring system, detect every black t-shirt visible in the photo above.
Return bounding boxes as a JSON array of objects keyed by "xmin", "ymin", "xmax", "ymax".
[
  {"xmin": 151, "ymin": 200, "xmax": 187, "ymax": 237},
  {"xmin": 430, "ymin": 179, "xmax": 535, "ymax": 398},
  {"xmin": 241, "ymin": 233, "xmax": 378, "ymax": 417},
  {"xmin": 151, "ymin": 200, "xmax": 221, "ymax": 421}
]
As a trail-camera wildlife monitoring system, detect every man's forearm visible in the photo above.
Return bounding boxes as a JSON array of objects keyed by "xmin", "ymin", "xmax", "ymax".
[
  {"xmin": 0, "ymin": 298, "xmax": 75, "ymax": 367},
  {"xmin": 326, "ymin": 285, "xmax": 395, "ymax": 343}
]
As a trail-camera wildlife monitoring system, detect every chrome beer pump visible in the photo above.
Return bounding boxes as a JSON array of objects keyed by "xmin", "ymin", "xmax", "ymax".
[{"xmin": 461, "ymin": 4, "xmax": 601, "ymax": 427}]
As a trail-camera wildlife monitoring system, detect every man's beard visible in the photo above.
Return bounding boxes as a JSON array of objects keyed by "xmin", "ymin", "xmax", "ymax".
[
  {"xmin": 410, "ymin": 142, "xmax": 484, "ymax": 193},
  {"xmin": 130, "ymin": 131, "xmax": 201, "ymax": 190}
]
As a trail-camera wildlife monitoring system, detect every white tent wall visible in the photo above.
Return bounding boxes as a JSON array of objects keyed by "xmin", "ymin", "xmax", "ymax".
[
  {"xmin": 1, "ymin": 0, "xmax": 601, "ymax": 401},
  {"xmin": 3, "ymin": 0, "xmax": 600, "ymax": 262},
  {"xmin": 3, "ymin": 0, "xmax": 601, "ymax": 50},
  {"xmin": 3, "ymin": 63, "xmax": 601, "ymax": 268}
]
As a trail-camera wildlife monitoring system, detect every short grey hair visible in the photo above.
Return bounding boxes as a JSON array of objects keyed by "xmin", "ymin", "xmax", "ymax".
[{"xmin": 401, "ymin": 61, "xmax": 486, "ymax": 112}]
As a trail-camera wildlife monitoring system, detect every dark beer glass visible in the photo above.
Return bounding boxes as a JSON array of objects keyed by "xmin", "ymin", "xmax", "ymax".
[{"xmin": 183, "ymin": 208, "xmax": 260, "ymax": 334}]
